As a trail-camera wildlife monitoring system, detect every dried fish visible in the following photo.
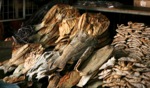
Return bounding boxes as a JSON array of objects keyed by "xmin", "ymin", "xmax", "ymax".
[
  {"xmin": 132, "ymin": 67, "xmax": 150, "ymax": 72},
  {"xmin": 47, "ymin": 73, "xmax": 60, "ymax": 88},
  {"xmin": 100, "ymin": 22, "xmax": 150, "ymax": 88},
  {"xmin": 129, "ymin": 83, "xmax": 146, "ymax": 88},
  {"xmin": 57, "ymin": 71, "xmax": 81, "ymax": 88},
  {"xmin": 124, "ymin": 77, "xmax": 141, "ymax": 83},
  {"xmin": 133, "ymin": 63, "xmax": 146, "ymax": 68},
  {"xmin": 84, "ymin": 79, "xmax": 103, "ymax": 88},
  {"xmin": 76, "ymin": 45, "xmax": 113, "ymax": 75},
  {"xmin": 141, "ymin": 80, "xmax": 150, "ymax": 87},
  {"xmin": 27, "ymin": 51, "xmax": 60, "ymax": 80},
  {"xmin": 98, "ymin": 69, "xmax": 112, "ymax": 79},
  {"xmin": 15, "ymin": 4, "xmax": 80, "ymax": 47},
  {"xmin": 99, "ymin": 56, "xmax": 116, "ymax": 70},
  {"xmin": 4, "ymin": 6, "xmax": 150, "ymax": 88},
  {"xmin": 50, "ymin": 13, "xmax": 110, "ymax": 71},
  {"xmin": 76, "ymin": 45, "xmax": 113, "ymax": 87},
  {"xmin": 118, "ymin": 57, "xmax": 138, "ymax": 62}
]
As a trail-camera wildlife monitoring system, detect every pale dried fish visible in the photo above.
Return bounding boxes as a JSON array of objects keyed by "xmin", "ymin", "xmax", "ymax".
[
  {"xmin": 129, "ymin": 83, "xmax": 146, "ymax": 88},
  {"xmin": 113, "ymin": 68, "xmax": 131, "ymax": 76},
  {"xmin": 124, "ymin": 77, "xmax": 141, "ymax": 83},
  {"xmin": 142, "ymin": 72, "xmax": 150, "ymax": 78},
  {"xmin": 27, "ymin": 51, "xmax": 60, "ymax": 80},
  {"xmin": 132, "ymin": 67, "xmax": 150, "ymax": 72},
  {"xmin": 85, "ymin": 79, "xmax": 103, "ymax": 88},
  {"xmin": 141, "ymin": 80, "xmax": 150, "ymax": 87},
  {"xmin": 76, "ymin": 74, "xmax": 92, "ymax": 87},
  {"xmin": 76, "ymin": 45, "xmax": 113, "ymax": 87},
  {"xmin": 103, "ymin": 22, "xmax": 150, "ymax": 88},
  {"xmin": 99, "ymin": 56, "xmax": 116, "ymax": 70},
  {"xmin": 98, "ymin": 69, "xmax": 112, "ymax": 79},
  {"xmin": 133, "ymin": 63, "xmax": 146, "ymax": 68},
  {"xmin": 76, "ymin": 45, "xmax": 113, "ymax": 76},
  {"xmin": 118, "ymin": 57, "xmax": 138, "ymax": 62}
]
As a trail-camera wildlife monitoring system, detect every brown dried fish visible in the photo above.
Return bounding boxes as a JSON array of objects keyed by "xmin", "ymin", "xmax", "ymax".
[
  {"xmin": 57, "ymin": 71, "xmax": 81, "ymax": 88},
  {"xmin": 47, "ymin": 73, "xmax": 61, "ymax": 88},
  {"xmin": 76, "ymin": 45, "xmax": 113, "ymax": 87}
]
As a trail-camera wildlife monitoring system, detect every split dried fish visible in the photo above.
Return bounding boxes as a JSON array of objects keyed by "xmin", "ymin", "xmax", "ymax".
[
  {"xmin": 0, "ymin": 4, "xmax": 113, "ymax": 88},
  {"xmin": 99, "ymin": 22, "xmax": 150, "ymax": 87},
  {"xmin": 76, "ymin": 45, "xmax": 113, "ymax": 87}
]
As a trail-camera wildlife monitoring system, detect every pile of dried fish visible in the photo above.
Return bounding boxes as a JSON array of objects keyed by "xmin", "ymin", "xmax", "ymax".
[
  {"xmin": 2, "ymin": 4, "xmax": 150, "ymax": 87},
  {"xmin": 15, "ymin": 4, "xmax": 80, "ymax": 47},
  {"xmin": 27, "ymin": 12, "xmax": 111, "ymax": 87},
  {"xmin": 98, "ymin": 22, "xmax": 150, "ymax": 88},
  {"xmin": 0, "ymin": 43, "xmax": 44, "ymax": 83},
  {"xmin": 0, "ymin": 4, "xmax": 112, "ymax": 88},
  {"xmin": 112, "ymin": 22, "xmax": 150, "ymax": 65}
]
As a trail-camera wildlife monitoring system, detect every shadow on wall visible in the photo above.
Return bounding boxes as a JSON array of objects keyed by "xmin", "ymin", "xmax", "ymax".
[{"xmin": 0, "ymin": 22, "xmax": 4, "ymax": 40}]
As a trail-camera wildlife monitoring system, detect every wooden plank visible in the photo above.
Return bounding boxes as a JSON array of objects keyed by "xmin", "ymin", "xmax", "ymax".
[{"xmin": 74, "ymin": 5, "xmax": 150, "ymax": 16}]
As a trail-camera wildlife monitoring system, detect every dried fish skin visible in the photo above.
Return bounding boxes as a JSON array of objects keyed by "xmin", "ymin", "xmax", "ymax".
[
  {"xmin": 0, "ymin": 4, "xmax": 115, "ymax": 87},
  {"xmin": 15, "ymin": 4, "xmax": 80, "ymax": 46},
  {"xmin": 9, "ymin": 44, "xmax": 29, "ymax": 63},
  {"xmin": 55, "ymin": 17, "xmax": 78, "ymax": 43},
  {"xmin": 42, "ymin": 4, "xmax": 75, "ymax": 25},
  {"xmin": 84, "ymin": 79, "xmax": 103, "ymax": 88},
  {"xmin": 48, "ymin": 12, "xmax": 110, "ymax": 72},
  {"xmin": 76, "ymin": 45, "xmax": 113, "ymax": 87},
  {"xmin": 1, "ymin": 44, "xmax": 44, "ymax": 83},
  {"xmin": 99, "ymin": 56, "xmax": 116, "ymax": 70},
  {"xmin": 31, "ymin": 5, "xmax": 80, "ymax": 47},
  {"xmin": 57, "ymin": 71, "xmax": 81, "ymax": 88},
  {"xmin": 76, "ymin": 13, "xmax": 110, "ymax": 37},
  {"xmin": 47, "ymin": 73, "xmax": 61, "ymax": 88},
  {"xmin": 76, "ymin": 45, "xmax": 113, "ymax": 76},
  {"xmin": 27, "ymin": 51, "xmax": 60, "ymax": 80},
  {"xmin": 3, "ymin": 76, "xmax": 25, "ymax": 83},
  {"xmin": 0, "ymin": 44, "xmax": 29, "ymax": 73},
  {"xmin": 118, "ymin": 57, "xmax": 138, "ymax": 63},
  {"xmin": 51, "ymin": 31, "xmax": 97, "ymax": 71},
  {"xmin": 98, "ymin": 69, "xmax": 112, "ymax": 79}
]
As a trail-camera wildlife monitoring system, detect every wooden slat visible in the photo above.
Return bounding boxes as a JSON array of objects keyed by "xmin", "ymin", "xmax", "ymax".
[{"xmin": 74, "ymin": 5, "xmax": 150, "ymax": 16}]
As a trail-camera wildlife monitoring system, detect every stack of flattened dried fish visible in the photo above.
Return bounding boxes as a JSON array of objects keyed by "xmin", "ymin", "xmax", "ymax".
[
  {"xmin": 0, "ymin": 4, "xmax": 112, "ymax": 88},
  {"xmin": 15, "ymin": 4, "xmax": 80, "ymax": 47},
  {"xmin": 0, "ymin": 43, "xmax": 44, "ymax": 83},
  {"xmin": 98, "ymin": 22, "xmax": 150, "ymax": 88},
  {"xmin": 27, "ymin": 12, "xmax": 111, "ymax": 88},
  {"xmin": 112, "ymin": 22, "xmax": 150, "ymax": 64}
]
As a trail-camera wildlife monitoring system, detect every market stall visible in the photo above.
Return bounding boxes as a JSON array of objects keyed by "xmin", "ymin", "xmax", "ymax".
[{"xmin": 0, "ymin": 0, "xmax": 150, "ymax": 88}]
